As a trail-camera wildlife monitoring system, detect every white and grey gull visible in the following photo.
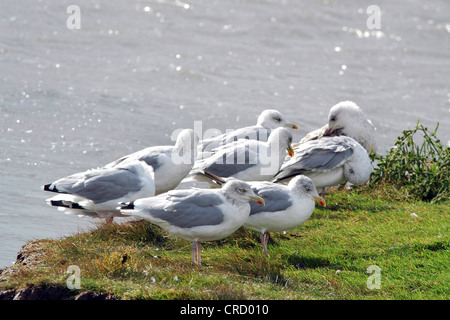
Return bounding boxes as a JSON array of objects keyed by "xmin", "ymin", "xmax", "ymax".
[
  {"xmin": 43, "ymin": 159, "xmax": 156, "ymax": 224},
  {"xmin": 298, "ymin": 101, "xmax": 377, "ymax": 154},
  {"xmin": 118, "ymin": 179, "xmax": 265, "ymax": 266},
  {"xmin": 273, "ymin": 136, "xmax": 373, "ymax": 198},
  {"xmin": 197, "ymin": 109, "xmax": 298, "ymax": 158},
  {"xmin": 105, "ymin": 128, "xmax": 198, "ymax": 195},
  {"xmin": 43, "ymin": 129, "xmax": 198, "ymax": 223},
  {"xmin": 199, "ymin": 171, "xmax": 326, "ymax": 256},
  {"xmin": 189, "ymin": 127, "xmax": 295, "ymax": 183}
]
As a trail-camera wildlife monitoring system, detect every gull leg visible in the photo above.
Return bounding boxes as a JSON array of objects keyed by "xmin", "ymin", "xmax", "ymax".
[
  {"xmin": 191, "ymin": 242, "xmax": 197, "ymax": 265},
  {"xmin": 264, "ymin": 232, "xmax": 270, "ymax": 257},
  {"xmin": 197, "ymin": 242, "xmax": 202, "ymax": 266},
  {"xmin": 260, "ymin": 232, "xmax": 269, "ymax": 256},
  {"xmin": 321, "ymin": 187, "xmax": 327, "ymax": 200},
  {"xmin": 260, "ymin": 233, "xmax": 267, "ymax": 256},
  {"xmin": 105, "ymin": 217, "xmax": 114, "ymax": 224}
]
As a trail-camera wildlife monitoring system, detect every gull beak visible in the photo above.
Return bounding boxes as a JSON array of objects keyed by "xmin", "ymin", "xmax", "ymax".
[
  {"xmin": 314, "ymin": 196, "xmax": 326, "ymax": 207},
  {"xmin": 323, "ymin": 127, "xmax": 333, "ymax": 136},
  {"xmin": 290, "ymin": 123, "xmax": 299, "ymax": 130},
  {"xmin": 250, "ymin": 195, "xmax": 265, "ymax": 205},
  {"xmin": 286, "ymin": 144, "xmax": 295, "ymax": 157},
  {"xmin": 323, "ymin": 125, "xmax": 336, "ymax": 136}
]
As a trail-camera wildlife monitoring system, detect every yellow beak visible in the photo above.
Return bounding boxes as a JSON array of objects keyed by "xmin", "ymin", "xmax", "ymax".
[
  {"xmin": 291, "ymin": 123, "xmax": 299, "ymax": 130},
  {"xmin": 323, "ymin": 126, "xmax": 336, "ymax": 136},
  {"xmin": 250, "ymin": 195, "xmax": 265, "ymax": 205},
  {"xmin": 314, "ymin": 196, "xmax": 326, "ymax": 207},
  {"xmin": 286, "ymin": 144, "xmax": 294, "ymax": 157}
]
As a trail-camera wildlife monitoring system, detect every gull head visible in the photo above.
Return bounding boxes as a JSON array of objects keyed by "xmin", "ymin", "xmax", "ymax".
[
  {"xmin": 257, "ymin": 109, "xmax": 298, "ymax": 130},
  {"xmin": 268, "ymin": 127, "xmax": 294, "ymax": 157},
  {"xmin": 222, "ymin": 180, "xmax": 265, "ymax": 205},
  {"xmin": 289, "ymin": 175, "xmax": 326, "ymax": 206},
  {"xmin": 175, "ymin": 128, "xmax": 199, "ymax": 148},
  {"xmin": 174, "ymin": 128, "xmax": 200, "ymax": 162},
  {"xmin": 325, "ymin": 101, "xmax": 368, "ymax": 134}
]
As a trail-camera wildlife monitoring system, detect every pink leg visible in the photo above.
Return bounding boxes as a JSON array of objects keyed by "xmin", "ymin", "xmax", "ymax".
[
  {"xmin": 191, "ymin": 242, "xmax": 197, "ymax": 265},
  {"xmin": 105, "ymin": 217, "xmax": 114, "ymax": 224},
  {"xmin": 321, "ymin": 187, "xmax": 327, "ymax": 199},
  {"xmin": 264, "ymin": 232, "xmax": 270, "ymax": 256},
  {"xmin": 196, "ymin": 242, "xmax": 202, "ymax": 266},
  {"xmin": 261, "ymin": 232, "xmax": 269, "ymax": 256}
]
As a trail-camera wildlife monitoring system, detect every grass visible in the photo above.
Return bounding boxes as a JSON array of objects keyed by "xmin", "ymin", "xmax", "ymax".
[{"xmin": 1, "ymin": 183, "xmax": 448, "ymax": 300}]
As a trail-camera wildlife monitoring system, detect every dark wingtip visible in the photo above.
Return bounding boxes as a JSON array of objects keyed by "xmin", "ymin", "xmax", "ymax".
[
  {"xmin": 272, "ymin": 173, "xmax": 292, "ymax": 184},
  {"xmin": 49, "ymin": 200, "xmax": 85, "ymax": 210},
  {"xmin": 201, "ymin": 170, "xmax": 226, "ymax": 186},
  {"xmin": 118, "ymin": 201, "xmax": 135, "ymax": 210},
  {"xmin": 43, "ymin": 184, "xmax": 60, "ymax": 193}
]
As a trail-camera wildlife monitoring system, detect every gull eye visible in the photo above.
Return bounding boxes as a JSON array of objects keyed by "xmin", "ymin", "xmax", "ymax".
[
  {"xmin": 273, "ymin": 116, "xmax": 281, "ymax": 122},
  {"xmin": 349, "ymin": 168, "xmax": 354, "ymax": 174},
  {"xmin": 238, "ymin": 188, "xmax": 247, "ymax": 193},
  {"xmin": 330, "ymin": 116, "xmax": 336, "ymax": 122},
  {"xmin": 304, "ymin": 186, "xmax": 311, "ymax": 191}
]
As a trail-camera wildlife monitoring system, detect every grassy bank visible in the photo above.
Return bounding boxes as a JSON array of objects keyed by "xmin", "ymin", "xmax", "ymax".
[{"xmin": 1, "ymin": 183, "xmax": 448, "ymax": 300}]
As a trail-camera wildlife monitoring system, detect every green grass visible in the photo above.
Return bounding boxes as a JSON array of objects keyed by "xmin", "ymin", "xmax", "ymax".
[{"xmin": 1, "ymin": 184, "xmax": 448, "ymax": 300}]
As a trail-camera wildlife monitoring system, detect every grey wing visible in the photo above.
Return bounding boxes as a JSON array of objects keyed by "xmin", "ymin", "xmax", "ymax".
[
  {"xmin": 274, "ymin": 137, "xmax": 355, "ymax": 182},
  {"xmin": 51, "ymin": 167, "xmax": 144, "ymax": 203},
  {"xmin": 107, "ymin": 146, "xmax": 171, "ymax": 171},
  {"xmin": 143, "ymin": 189, "xmax": 225, "ymax": 228},
  {"xmin": 249, "ymin": 184, "xmax": 292, "ymax": 215},
  {"xmin": 199, "ymin": 126, "xmax": 270, "ymax": 152},
  {"xmin": 223, "ymin": 126, "xmax": 270, "ymax": 144},
  {"xmin": 199, "ymin": 142, "xmax": 259, "ymax": 178},
  {"xmin": 198, "ymin": 130, "xmax": 238, "ymax": 153}
]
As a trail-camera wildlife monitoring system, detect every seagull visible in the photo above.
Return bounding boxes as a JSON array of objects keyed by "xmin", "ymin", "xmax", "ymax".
[
  {"xmin": 198, "ymin": 109, "xmax": 298, "ymax": 158},
  {"xmin": 105, "ymin": 129, "xmax": 198, "ymax": 194},
  {"xmin": 189, "ymin": 127, "xmax": 294, "ymax": 183},
  {"xmin": 43, "ymin": 159, "xmax": 155, "ymax": 224},
  {"xmin": 118, "ymin": 179, "xmax": 265, "ymax": 266},
  {"xmin": 197, "ymin": 171, "xmax": 326, "ymax": 256},
  {"xmin": 273, "ymin": 136, "xmax": 373, "ymax": 197},
  {"xmin": 298, "ymin": 101, "xmax": 377, "ymax": 153}
]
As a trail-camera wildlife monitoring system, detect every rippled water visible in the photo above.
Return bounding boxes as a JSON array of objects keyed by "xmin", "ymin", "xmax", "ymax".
[{"xmin": 1, "ymin": 0, "xmax": 449, "ymax": 267}]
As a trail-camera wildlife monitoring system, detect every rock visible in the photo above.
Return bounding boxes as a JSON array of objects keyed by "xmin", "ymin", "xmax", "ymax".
[
  {"xmin": 0, "ymin": 241, "xmax": 48, "ymax": 280},
  {"xmin": 75, "ymin": 291, "xmax": 118, "ymax": 300},
  {"xmin": 0, "ymin": 290, "xmax": 16, "ymax": 300},
  {"xmin": 12, "ymin": 284, "xmax": 74, "ymax": 300}
]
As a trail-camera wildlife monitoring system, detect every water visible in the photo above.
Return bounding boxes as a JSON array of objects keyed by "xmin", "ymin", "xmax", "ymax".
[{"xmin": 1, "ymin": 0, "xmax": 449, "ymax": 268}]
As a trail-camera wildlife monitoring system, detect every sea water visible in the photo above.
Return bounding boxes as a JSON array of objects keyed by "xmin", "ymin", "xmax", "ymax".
[{"xmin": 1, "ymin": 0, "xmax": 449, "ymax": 267}]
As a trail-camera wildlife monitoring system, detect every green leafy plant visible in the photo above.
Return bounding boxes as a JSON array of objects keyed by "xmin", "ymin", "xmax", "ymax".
[{"xmin": 369, "ymin": 120, "xmax": 449, "ymax": 203}]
